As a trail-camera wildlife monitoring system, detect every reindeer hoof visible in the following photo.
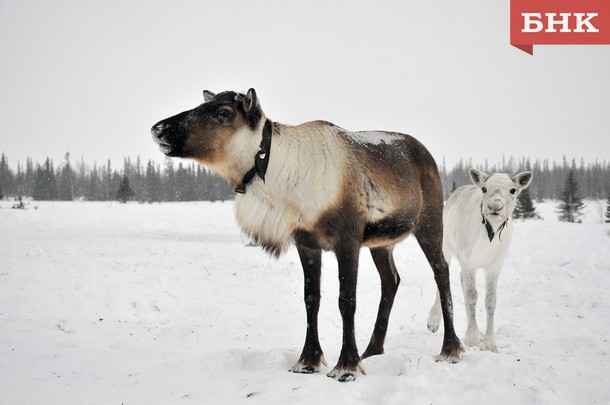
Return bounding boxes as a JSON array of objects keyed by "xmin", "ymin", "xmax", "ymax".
[
  {"xmin": 436, "ymin": 339, "xmax": 464, "ymax": 363},
  {"xmin": 464, "ymin": 329, "xmax": 485, "ymax": 347},
  {"xmin": 327, "ymin": 366, "xmax": 365, "ymax": 382},
  {"xmin": 435, "ymin": 353, "xmax": 461, "ymax": 364},
  {"xmin": 427, "ymin": 323, "xmax": 439, "ymax": 333},
  {"xmin": 289, "ymin": 364, "xmax": 318, "ymax": 374},
  {"xmin": 481, "ymin": 339, "xmax": 498, "ymax": 353},
  {"xmin": 289, "ymin": 354, "xmax": 327, "ymax": 374}
]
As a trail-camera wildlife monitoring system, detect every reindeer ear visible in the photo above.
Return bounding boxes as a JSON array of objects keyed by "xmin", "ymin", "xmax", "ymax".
[
  {"xmin": 469, "ymin": 168, "xmax": 489, "ymax": 187},
  {"xmin": 513, "ymin": 171, "xmax": 533, "ymax": 190},
  {"xmin": 203, "ymin": 90, "xmax": 216, "ymax": 102},
  {"xmin": 243, "ymin": 88, "xmax": 259, "ymax": 113},
  {"xmin": 243, "ymin": 88, "xmax": 262, "ymax": 129}
]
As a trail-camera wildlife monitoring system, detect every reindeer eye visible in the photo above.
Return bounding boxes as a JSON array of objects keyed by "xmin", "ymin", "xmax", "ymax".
[
  {"xmin": 510, "ymin": 188, "xmax": 517, "ymax": 195},
  {"xmin": 216, "ymin": 108, "xmax": 233, "ymax": 119},
  {"xmin": 482, "ymin": 187, "xmax": 487, "ymax": 193}
]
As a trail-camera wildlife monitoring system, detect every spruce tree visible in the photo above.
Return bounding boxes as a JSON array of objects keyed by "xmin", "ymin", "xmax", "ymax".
[
  {"xmin": 24, "ymin": 158, "xmax": 35, "ymax": 197},
  {"xmin": 0, "ymin": 153, "xmax": 13, "ymax": 196},
  {"xmin": 605, "ymin": 194, "xmax": 610, "ymax": 223},
  {"xmin": 514, "ymin": 187, "xmax": 537, "ymax": 219},
  {"xmin": 144, "ymin": 160, "xmax": 161, "ymax": 202},
  {"xmin": 32, "ymin": 166, "xmax": 46, "ymax": 200},
  {"xmin": 557, "ymin": 169, "xmax": 585, "ymax": 223},
  {"xmin": 58, "ymin": 152, "xmax": 75, "ymax": 201},
  {"xmin": 116, "ymin": 174, "xmax": 135, "ymax": 203},
  {"xmin": 32, "ymin": 159, "xmax": 58, "ymax": 200},
  {"xmin": 163, "ymin": 158, "xmax": 176, "ymax": 201},
  {"xmin": 86, "ymin": 164, "xmax": 102, "ymax": 201}
]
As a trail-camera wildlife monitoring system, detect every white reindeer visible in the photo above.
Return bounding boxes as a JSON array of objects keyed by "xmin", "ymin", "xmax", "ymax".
[{"xmin": 427, "ymin": 168, "xmax": 533, "ymax": 352}]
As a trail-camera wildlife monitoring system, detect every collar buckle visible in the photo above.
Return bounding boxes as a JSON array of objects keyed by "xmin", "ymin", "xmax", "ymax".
[{"xmin": 234, "ymin": 119, "xmax": 274, "ymax": 194}]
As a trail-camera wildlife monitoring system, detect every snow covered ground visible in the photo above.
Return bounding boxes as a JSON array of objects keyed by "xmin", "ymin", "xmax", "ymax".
[{"xmin": 1, "ymin": 199, "xmax": 609, "ymax": 405}]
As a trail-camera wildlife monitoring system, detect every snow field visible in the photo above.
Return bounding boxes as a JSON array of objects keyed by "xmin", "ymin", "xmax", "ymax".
[{"xmin": 0, "ymin": 200, "xmax": 609, "ymax": 404}]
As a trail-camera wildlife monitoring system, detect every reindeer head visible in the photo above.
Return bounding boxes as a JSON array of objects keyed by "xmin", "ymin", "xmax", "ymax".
[
  {"xmin": 469, "ymin": 168, "xmax": 533, "ymax": 226},
  {"xmin": 151, "ymin": 89, "xmax": 265, "ymax": 183}
]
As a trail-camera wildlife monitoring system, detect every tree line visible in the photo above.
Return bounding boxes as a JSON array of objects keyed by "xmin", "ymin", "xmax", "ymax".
[
  {"xmin": 0, "ymin": 153, "xmax": 233, "ymax": 202},
  {"xmin": 0, "ymin": 153, "xmax": 609, "ymax": 204},
  {"xmin": 439, "ymin": 155, "xmax": 610, "ymax": 201}
]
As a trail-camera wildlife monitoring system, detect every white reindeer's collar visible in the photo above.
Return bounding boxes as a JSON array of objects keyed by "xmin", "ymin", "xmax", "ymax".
[
  {"xmin": 234, "ymin": 119, "xmax": 274, "ymax": 194},
  {"xmin": 480, "ymin": 202, "xmax": 508, "ymax": 242}
]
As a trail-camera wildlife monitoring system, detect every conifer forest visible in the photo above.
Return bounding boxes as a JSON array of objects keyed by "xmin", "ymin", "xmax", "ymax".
[{"xmin": 0, "ymin": 153, "xmax": 609, "ymax": 204}]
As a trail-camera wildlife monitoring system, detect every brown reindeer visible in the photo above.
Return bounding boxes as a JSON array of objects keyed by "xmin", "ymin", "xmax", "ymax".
[{"xmin": 151, "ymin": 89, "xmax": 463, "ymax": 381}]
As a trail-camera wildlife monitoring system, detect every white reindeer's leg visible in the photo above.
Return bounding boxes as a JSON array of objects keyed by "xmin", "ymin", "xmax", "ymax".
[
  {"xmin": 461, "ymin": 268, "xmax": 484, "ymax": 347},
  {"xmin": 427, "ymin": 291, "xmax": 442, "ymax": 333},
  {"xmin": 482, "ymin": 267, "xmax": 501, "ymax": 352},
  {"xmin": 427, "ymin": 253, "xmax": 450, "ymax": 333}
]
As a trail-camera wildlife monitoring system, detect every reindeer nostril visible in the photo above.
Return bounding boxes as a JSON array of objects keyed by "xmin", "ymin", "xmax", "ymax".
[
  {"xmin": 487, "ymin": 204, "xmax": 504, "ymax": 214},
  {"xmin": 151, "ymin": 123, "xmax": 167, "ymax": 141}
]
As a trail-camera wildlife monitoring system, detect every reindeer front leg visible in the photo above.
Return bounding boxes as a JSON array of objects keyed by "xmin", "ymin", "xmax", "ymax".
[
  {"xmin": 461, "ymin": 267, "xmax": 485, "ymax": 347},
  {"xmin": 483, "ymin": 264, "xmax": 503, "ymax": 352},
  {"xmin": 290, "ymin": 245, "xmax": 326, "ymax": 373},
  {"xmin": 327, "ymin": 241, "xmax": 364, "ymax": 382}
]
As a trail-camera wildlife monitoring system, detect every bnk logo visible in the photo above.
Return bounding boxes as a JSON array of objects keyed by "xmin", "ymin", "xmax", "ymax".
[
  {"xmin": 522, "ymin": 13, "xmax": 599, "ymax": 33},
  {"xmin": 510, "ymin": 0, "xmax": 610, "ymax": 54}
]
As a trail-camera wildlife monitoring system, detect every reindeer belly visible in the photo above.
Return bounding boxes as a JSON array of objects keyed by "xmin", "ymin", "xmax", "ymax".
[
  {"xmin": 362, "ymin": 212, "xmax": 417, "ymax": 247},
  {"xmin": 358, "ymin": 170, "xmax": 422, "ymax": 247}
]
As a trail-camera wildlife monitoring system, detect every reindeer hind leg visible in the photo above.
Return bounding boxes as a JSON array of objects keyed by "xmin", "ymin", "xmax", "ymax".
[
  {"xmin": 415, "ymin": 226, "xmax": 463, "ymax": 362},
  {"xmin": 361, "ymin": 245, "xmax": 401, "ymax": 359}
]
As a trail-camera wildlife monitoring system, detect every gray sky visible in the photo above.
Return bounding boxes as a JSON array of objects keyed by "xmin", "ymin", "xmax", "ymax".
[{"xmin": 1, "ymin": 0, "xmax": 609, "ymax": 171}]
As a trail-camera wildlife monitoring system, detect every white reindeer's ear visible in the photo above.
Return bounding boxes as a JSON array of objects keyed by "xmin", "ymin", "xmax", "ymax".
[
  {"xmin": 469, "ymin": 168, "xmax": 489, "ymax": 187},
  {"xmin": 513, "ymin": 171, "xmax": 533, "ymax": 190},
  {"xmin": 203, "ymin": 90, "xmax": 216, "ymax": 102}
]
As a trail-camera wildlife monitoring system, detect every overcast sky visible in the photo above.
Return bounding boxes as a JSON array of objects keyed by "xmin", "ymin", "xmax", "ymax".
[{"xmin": 1, "ymin": 0, "xmax": 609, "ymax": 171}]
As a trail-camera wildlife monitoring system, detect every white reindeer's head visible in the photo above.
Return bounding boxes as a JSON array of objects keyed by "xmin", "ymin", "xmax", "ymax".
[{"xmin": 469, "ymin": 168, "xmax": 533, "ymax": 226}]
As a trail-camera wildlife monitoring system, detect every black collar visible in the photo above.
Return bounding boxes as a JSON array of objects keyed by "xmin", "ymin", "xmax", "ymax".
[
  {"xmin": 480, "ymin": 203, "xmax": 508, "ymax": 242},
  {"xmin": 234, "ymin": 119, "xmax": 274, "ymax": 194}
]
